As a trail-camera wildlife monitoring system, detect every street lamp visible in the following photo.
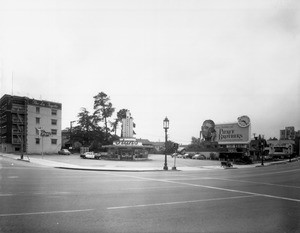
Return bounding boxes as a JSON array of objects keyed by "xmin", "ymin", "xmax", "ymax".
[
  {"xmin": 259, "ymin": 135, "xmax": 264, "ymax": 166},
  {"xmin": 163, "ymin": 117, "xmax": 169, "ymax": 170},
  {"xmin": 70, "ymin": 120, "xmax": 75, "ymax": 149}
]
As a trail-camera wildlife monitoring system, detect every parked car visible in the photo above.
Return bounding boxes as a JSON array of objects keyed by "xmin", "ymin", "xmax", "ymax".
[
  {"xmin": 177, "ymin": 153, "xmax": 184, "ymax": 158},
  {"xmin": 171, "ymin": 153, "xmax": 178, "ymax": 158},
  {"xmin": 182, "ymin": 153, "xmax": 194, "ymax": 159},
  {"xmin": 80, "ymin": 152, "xmax": 101, "ymax": 159},
  {"xmin": 58, "ymin": 149, "xmax": 71, "ymax": 155},
  {"xmin": 192, "ymin": 154, "xmax": 206, "ymax": 160},
  {"xmin": 234, "ymin": 156, "xmax": 252, "ymax": 164},
  {"xmin": 264, "ymin": 155, "xmax": 272, "ymax": 161}
]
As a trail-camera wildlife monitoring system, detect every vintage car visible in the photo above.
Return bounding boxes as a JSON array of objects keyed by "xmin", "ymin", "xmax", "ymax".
[
  {"xmin": 58, "ymin": 149, "xmax": 71, "ymax": 155},
  {"xmin": 80, "ymin": 152, "xmax": 101, "ymax": 159}
]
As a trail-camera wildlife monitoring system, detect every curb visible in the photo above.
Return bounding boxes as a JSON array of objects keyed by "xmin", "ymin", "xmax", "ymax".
[
  {"xmin": 17, "ymin": 158, "xmax": 30, "ymax": 163},
  {"xmin": 55, "ymin": 166, "xmax": 167, "ymax": 172},
  {"xmin": 2, "ymin": 154, "xmax": 299, "ymax": 172}
]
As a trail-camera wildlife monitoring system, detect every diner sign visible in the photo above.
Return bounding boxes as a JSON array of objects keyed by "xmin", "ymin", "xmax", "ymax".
[
  {"xmin": 113, "ymin": 139, "xmax": 142, "ymax": 146},
  {"xmin": 215, "ymin": 123, "xmax": 250, "ymax": 144}
]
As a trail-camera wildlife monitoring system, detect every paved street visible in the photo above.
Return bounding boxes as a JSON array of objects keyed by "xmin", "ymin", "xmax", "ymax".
[{"xmin": 1, "ymin": 155, "xmax": 299, "ymax": 233}]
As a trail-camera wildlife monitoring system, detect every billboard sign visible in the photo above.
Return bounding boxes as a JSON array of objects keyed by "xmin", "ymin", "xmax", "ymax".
[{"xmin": 214, "ymin": 116, "xmax": 251, "ymax": 144}]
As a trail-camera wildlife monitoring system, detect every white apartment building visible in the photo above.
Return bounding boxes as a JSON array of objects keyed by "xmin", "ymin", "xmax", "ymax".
[{"xmin": 0, "ymin": 95, "xmax": 62, "ymax": 154}]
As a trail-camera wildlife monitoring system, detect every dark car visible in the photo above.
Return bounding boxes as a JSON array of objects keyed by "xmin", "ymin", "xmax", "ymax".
[
  {"xmin": 58, "ymin": 149, "xmax": 71, "ymax": 155},
  {"xmin": 234, "ymin": 156, "xmax": 252, "ymax": 164}
]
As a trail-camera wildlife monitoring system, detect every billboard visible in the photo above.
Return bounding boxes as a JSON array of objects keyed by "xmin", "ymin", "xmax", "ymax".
[
  {"xmin": 215, "ymin": 122, "xmax": 251, "ymax": 144},
  {"xmin": 201, "ymin": 116, "xmax": 251, "ymax": 144}
]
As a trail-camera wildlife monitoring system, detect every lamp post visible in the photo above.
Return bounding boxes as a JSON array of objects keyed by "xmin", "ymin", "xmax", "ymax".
[
  {"xmin": 163, "ymin": 117, "xmax": 169, "ymax": 170},
  {"xmin": 70, "ymin": 120, "xmax": 75, "ymax": 149},
  {"xmin": 259, "ymin": 135, "xmax": 264, "ymax": 166}
]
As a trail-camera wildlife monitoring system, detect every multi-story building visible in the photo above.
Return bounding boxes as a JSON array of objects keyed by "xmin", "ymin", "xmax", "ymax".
[
  {"xmin": 121, "ymin": 110, "xmax": 134, "ymax": 138},
  {"xmin": 280, "ymin": 126, "xmax": 300, "ymax": 140},
  {"xmin": 0, "ymin": 94, "xmax": 62, "ymax": 154}
]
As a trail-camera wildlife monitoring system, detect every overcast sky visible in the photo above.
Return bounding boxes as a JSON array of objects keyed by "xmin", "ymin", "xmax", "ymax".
[{"xmin": 1, "ymin": 0, "xmax": 299, "ymax": 144}]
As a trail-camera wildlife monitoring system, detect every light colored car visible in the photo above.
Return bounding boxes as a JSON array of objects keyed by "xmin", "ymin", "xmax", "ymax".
[
  {"xmin": 182, "ymin": 153, "xmax": 191, "ymax": 159},
  {"xmin": 192, "ymin": 154, "xmax": 206, "ymax": 160},
  {"xmin": 176, "ymin": 153, "xmax": 183, "ymax": 158},
  {"xmin": 171, "ymin": 153, "xmax": 178, "ymax": 158},
  {"xmin": 58, "ymin": 149, "xmax": 71, "ymax": 155},
  {"xmin": 80, "ymin": 152, "xmax": 101, "ymax": 159}
]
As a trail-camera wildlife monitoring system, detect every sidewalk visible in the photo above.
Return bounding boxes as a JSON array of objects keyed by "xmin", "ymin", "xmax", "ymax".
[{"xmin": 1, "ymin": 153, "xmax": 298, "ymax": 172}]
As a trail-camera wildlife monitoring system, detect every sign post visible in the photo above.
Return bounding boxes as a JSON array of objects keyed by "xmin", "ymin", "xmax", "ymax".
[
  {"xmin": 38, "ymin": 129, "xmax": 51, "ymax": 159},
  {"xmin": 172, "ymin": 143, "xmax": 178, "ymax": 170}
]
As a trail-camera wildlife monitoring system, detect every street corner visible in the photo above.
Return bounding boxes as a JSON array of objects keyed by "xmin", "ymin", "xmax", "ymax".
[{"xmin": 17, "ymin": 158, "xmax": 31, "ymax": 163}]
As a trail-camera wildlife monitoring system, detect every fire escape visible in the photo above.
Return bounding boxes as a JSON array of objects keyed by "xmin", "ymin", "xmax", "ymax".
[{"xmin": 11, "ymin": 103, "xmax": 26, "ymax": 152}]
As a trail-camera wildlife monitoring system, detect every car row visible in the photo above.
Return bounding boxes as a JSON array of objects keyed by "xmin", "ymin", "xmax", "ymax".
[{"xmin": 171, "ymin": 153, "xmax": 206, "ymax": 160}]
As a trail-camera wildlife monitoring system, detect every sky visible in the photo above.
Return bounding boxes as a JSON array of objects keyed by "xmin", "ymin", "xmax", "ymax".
[{"xmin": 0, "ymin": 0, "xmax": 299, "ymax": 144}]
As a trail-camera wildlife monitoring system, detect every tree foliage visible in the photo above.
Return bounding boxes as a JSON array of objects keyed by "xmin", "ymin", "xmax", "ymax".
[
  {"xmin": 77, "ymin": 108, "xmax": 96, "ymax": 132},
  {"xmin": 93, "ymin": 92, "xmax": 115, "ymax": 143},
  {"xmin": 69, "ymin": 91, "xmax": 134, "ymax": 151}
]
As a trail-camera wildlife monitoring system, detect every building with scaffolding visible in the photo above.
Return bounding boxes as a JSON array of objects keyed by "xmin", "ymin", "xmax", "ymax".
[{"xmin": 0, "ymin": 94, "xmax": 62, "ymax": 154}]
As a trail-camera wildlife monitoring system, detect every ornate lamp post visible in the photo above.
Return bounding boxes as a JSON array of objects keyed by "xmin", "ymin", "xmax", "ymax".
[
  {"xmin": 163, "ymin": 117, "xmax": 169, "ymax": 170},
  {"xmin": 70, "ymin": 120, "xmax": 75, "ymax": 149},
  {"xmin": 259, "ymin": 135, "xmax": 264, "ymax": 166}
]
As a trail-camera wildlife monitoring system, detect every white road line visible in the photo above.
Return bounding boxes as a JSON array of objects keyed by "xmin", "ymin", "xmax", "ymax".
[
  {"xmin": 0, "ymin": 194, "xmax": 14, "ymax": 197},
  {"xmin": 214, "ymin": 178, "xmax": 300, "ymax": 189},
  {"xmin": 238, "ymin": 168, "xmax": 300, "ymax": 178},
  {"xmin": 103, "ymin": 173, "xmax": 300, "ymax": 203},
  {"xmin": 168, "ymin": 180, "xmax": 300, "ymax": 203},
  {"xmin": 107, "ymin": 195, "xmax": 256, "ymax": 210},
  {"xmin": 0, "ymin": 209, "xmax": 94, "ymax": 217},
  {"xmin": 124, "ymin": 185, "xmax": 187, "ymax": 190},
  {"xmin": 0, "ymin": 192, "xmax": 72, "ymax": 196}
]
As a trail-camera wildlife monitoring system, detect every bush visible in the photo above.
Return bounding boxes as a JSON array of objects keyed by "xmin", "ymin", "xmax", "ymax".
[{"xmin": 209, "ymin": 152, "xmax": 218, "ymax": 160}]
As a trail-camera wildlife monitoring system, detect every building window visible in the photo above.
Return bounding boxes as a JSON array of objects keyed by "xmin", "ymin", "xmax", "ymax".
[
  {"xmin": 36, "ymin": 138, "xmax": 40, "ymax": 144},
  {"xmin": 51, "ymin": 119, "xmax": 57, "ymax": 125},
  {"xmin": 51, "ymin": 109, "xmax": 57, "ymax": 116},
  {"xmin": 36, "ymin": 117, "xmax": 40, "ymax": 124},
  {"xmin": 36, "ymin": 107, "xmax": 40, "ymax": 114},
  {"xmin": 51, "ymin": 129, "xmax": 57, "ymax": 135},
  {"xmin": 35, "ymin": 128, "xmax": 40, "ymax": 135},
  {"xmin": 51, "ymin": 139, "xmax": 57, "ymax": 145}
]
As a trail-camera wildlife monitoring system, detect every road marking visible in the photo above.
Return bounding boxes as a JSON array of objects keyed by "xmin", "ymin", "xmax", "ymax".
[
  {"xmin": 124, "ymin": 185, "xmax": 187, "ymax": 190},
  {"xmin": 0, "ymin": 209, "xmax": 94, "ymax": 217},
  {"xmin": 104, "ymin": 173, "xmax": 300, "ymax": 203},
  {"xmin": 214, "ymin": 178, "xmax": 300, "ymax": 189},
  {"xmin": 107, "ymin": 195, "xmax": 256, "ymax": 210},
  {"xmin": 0, "ymin": 194, "xmax": 14, "ymax": 197},
  {"xmin": 0, "ymin": 192, "xmax": 72, "ymax": 196},
  {"xmin": 165, "ymin": 180, "xmax": 300, "ymax": 203},
  {"xmin": 238, "ymin": 168, "xmax": 300, "ymax": 178},
  {"xmin": 33, "ymin": 191, "xmax": 72, "ymax": 195}
]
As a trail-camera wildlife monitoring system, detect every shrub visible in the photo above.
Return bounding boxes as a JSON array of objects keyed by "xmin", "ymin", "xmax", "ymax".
[{"xmin": 209, "ymin": 152, "xmax": 218, "ymax": 160}]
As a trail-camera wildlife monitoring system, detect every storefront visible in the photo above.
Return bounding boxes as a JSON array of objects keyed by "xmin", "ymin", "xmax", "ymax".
[{"xmin": 103, "ymin": 139, "xmax": 152, "ymax": 160}]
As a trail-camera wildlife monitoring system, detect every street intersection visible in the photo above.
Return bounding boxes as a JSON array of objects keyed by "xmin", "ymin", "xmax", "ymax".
[{"xmin": 1, "ymin": 155, "xmax": 299, "ymax": 233}]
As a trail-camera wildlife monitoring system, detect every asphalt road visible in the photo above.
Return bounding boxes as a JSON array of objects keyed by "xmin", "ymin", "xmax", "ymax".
[{"xmin": 1, "ymin": 156, "xmax": 299, "ymax": 233}]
